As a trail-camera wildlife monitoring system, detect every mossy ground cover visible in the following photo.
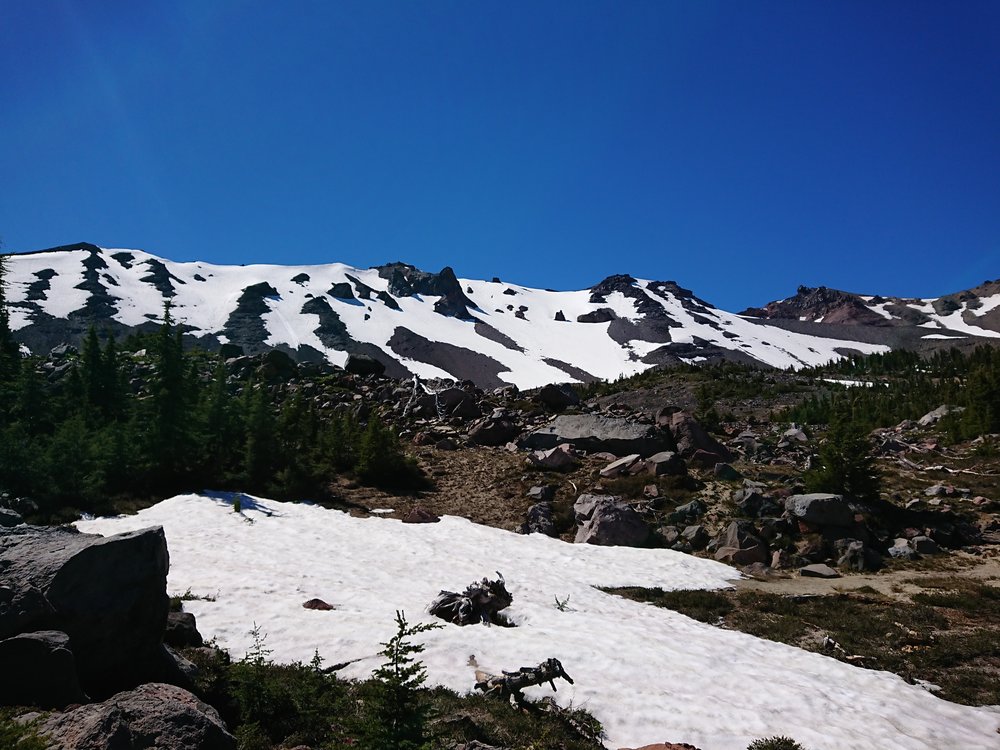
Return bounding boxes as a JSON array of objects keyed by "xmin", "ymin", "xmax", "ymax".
[{"xmin": 607, "ymin": 581, "xmax": 1000, "ymax": 707}]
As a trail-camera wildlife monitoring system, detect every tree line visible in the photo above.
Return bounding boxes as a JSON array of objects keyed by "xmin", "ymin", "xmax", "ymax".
[
  {"xmin": 0, "ymin": 260, "xmax": 422, "ymax": 521},
  {"xmin": 784, "ymin": 346, "xmax": 1000, "ymax": 440}
]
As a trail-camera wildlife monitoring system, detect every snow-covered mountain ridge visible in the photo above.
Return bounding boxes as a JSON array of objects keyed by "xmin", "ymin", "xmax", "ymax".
[{"xmin": 5, "ymin": 242, "xmax": 993, "ymax": 389}]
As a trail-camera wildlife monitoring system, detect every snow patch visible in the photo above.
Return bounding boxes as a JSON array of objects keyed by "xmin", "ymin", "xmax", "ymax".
[{"xmin": 75, "ymin": 495, "xmax": 1000, "ymax": 750}]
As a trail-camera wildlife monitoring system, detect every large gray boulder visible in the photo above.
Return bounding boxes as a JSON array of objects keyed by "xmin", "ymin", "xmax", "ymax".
[
  {"xmin": 784, "ymin": 493, "xmax": 855, "ymax": 527},
  {"xmin": 535, "ymin": 383, "xmax": 580, "ymax": 409},
  {"xmin": 38, "ymin": 682, "xmax": 236, "ymax": 750},
  {"xmin": 522, "ymin": 414, "xmax": 674, "ymax": 457},
  {"xmin": 666, "ymin": 411, "xmax": 733, "ymax": 464},
  {"xmin": 0, "ymin": 525, "xmax": 170, "ymax": 698},
  {"xmin": 573, "ymin": 495, "xmax": 650, "ymax": 547},
  {"xmin": 467, "ymin": 416, "xmax": 521, "ymax": 446},
  {"xmin": 645, "ymin": 451, "xmax": 687, "ymax": 476},
  {"xmin": 517, "ymin": 502, "xmax": 557, "ymax": 537},
  {"xmin": 526, "ymin": 444, "xmax": 580, "ymax": 471},
  {"xmin": 0, "ymin": 508, "xmax": 23, "ymax": 527},
  {"xmin": 709, "ymin": 520, "xmax": 768, "ymax": 565},
  {"xmin": 0, "ymin": 630, "xmax": 87, "ymax": 708}
]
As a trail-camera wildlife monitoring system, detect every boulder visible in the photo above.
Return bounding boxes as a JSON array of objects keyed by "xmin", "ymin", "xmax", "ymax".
[
  {"xmin": 526, "ymin": 485, "xmax": 556, "ymax": 502},
  {"xmin": 889, "ymin": 538, "xmax": 918, "ymax": 560},
  {"xmin": 576, "ymin": 308, "xmax": 617, "ymax": 323},
  {"xmin": 523, "ymin": 414, "xmax": 674, "ymax": 457},
  {"xmin": 574, "ymin": 495, "xmax": 649, "ymax": 547},
  {"xmin": 0, "ymin": 508, "xmax": 23, "ymax": 527},
  {"xmin": 911, "ymin": 535, "xmax": 940, "ymax": 555},
  {"xmin": 733, "ymin": 489, "xmax": 781, "ymax": 518},
  {"xmin": 644, "ymin": 451, "xmax": 687, "ymax": 476},
  {"xmin": 835, "ymin": 539, "xmax": 882, "ymax": 572},
  {"xmin": 0, "ymin": 525, "xmax": 170, "ymax": 698},
  {"xmin": 164, "ymin": 612, "xmax": 204, "ymax": 648},
  {"xmin": 667, "ymin": 499, "xmax": 707, "ymax": 524},
  {"xmin": 0, "ymin": 630, "xmax": 87, "ymax": 708},
  {"xmin": 667, "ymin": 411, "xmax": 733, "ymax": 463},
  {"xmin": 600, "ymin": 454, "xmax": 642, "ymax": 478},
  {"xmin": 517, "ymin": 502, "xmax": 557, "ymax": 537},
  {"xmin": 535, "ymin": 383, "xmax": 580, "ymax": 409},
  {"xmin": 710, "ymin": 521, "xmax": 768, "ymax": 565},
  {"xmin": 713, "ymin": 462, "xmax": 741, "ymax": 481},
  {"xmin": 526, "ymin": 444, "xmax": 580, "ymax": 471},
  {"xmin": 344, "ymin": 353, "xmax": 385, "ymax": 376},
  {"xmin": 800, "ymin": 563, "xmax": 841, "ymax": 579},
  {"xmin": 468, "ymin": 417, "xmax": 521, "ymax": 446},
  {"xmin": 430, "ymin": 387, "xmax": 482, "ymax": 419},
  {"xmin": 258, "ymin": 348, "xmax": 297, "ymax": 380},
  {"xmin": 402, "ymin": 507, "xmax": 440, "ymax": 524},
  {"xmin": 784, "ymin": 493, "xmax": 854, "ymax": 527},
  {"xmin": 38, "ymin": 682, "xmax": 236, "ymax": 750},
  {"xmin": 681, "ymin": 525, "xmax": 709, "ymax": 550},
  {"xmin": 782, "ymin": 425, "xmax": 809, "ymax": 443}
]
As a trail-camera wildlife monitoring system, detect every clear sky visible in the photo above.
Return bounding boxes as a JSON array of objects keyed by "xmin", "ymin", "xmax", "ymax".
[{"xmin": 2, "ymin": 1, "xmax": 998, "ymax": 310}]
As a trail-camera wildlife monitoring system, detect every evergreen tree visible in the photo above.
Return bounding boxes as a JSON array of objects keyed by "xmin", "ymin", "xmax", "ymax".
[
  {"xmin": 80, "ymin": 325, "xmax": 103, "ymax": 419},
  {"xmin": 364, "ymin": 611, "xmax": 441, "ymax": 750},
  {"xmin": 150, "ymin": 303, "xmax": 190, "ymax": 484},
  {"xmin": 244, "ymin": 385, "xmax": 275, "ymax": 489},
  {"xmin": 356, "ymin": 415, "xmax": 406, "ymax": 486},
  {"xmin": 805, "ymin": 416, "xmax": 881, "ymax": 501},
  {"xmin": 0, "ymin": 253, "xmax": 21, "ymax": 409}
]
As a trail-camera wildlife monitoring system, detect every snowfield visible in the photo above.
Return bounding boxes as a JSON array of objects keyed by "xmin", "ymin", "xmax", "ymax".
[
  {"xmin": 6, "ymin": 246, "xmax": 893, "ymax": 388},
  {"xmin": 77, "ymin": 494, "xmax": 1000, "ymax": 750}
]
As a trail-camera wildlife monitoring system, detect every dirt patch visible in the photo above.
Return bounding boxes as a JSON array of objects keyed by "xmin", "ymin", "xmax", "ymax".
[
  {"xmin": 733, "ymin": 554, "xmax": 1000, "ymax": 600},
  {"xmin": 330, "ymin": 446, "xmax": 611, "ymax": 533}
]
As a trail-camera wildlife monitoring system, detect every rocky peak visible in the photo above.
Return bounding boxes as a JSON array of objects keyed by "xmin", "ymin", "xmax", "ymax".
[
  {"xmin": 589, "ymin": 274, "xmax": 638, "ymax": 301},
  {"xmin": 742, "ymin": 285, "xmax": 889, "ymax": 326},
  {"xmin": 374, "ymin": 262, "xmax": 475, "ymax": 319}
]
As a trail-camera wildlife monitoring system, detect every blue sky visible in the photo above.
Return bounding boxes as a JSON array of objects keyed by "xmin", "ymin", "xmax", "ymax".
[{"xmin": 2, "ymin": 1, "xmax": 997, "ymax": 310}]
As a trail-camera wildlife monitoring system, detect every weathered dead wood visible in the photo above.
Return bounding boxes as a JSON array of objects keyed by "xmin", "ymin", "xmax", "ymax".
[
  {"xmin": 429, "ymin": 573, "xmax": 513, "ymax": 626},
  {"xmin": 474, "ymin": 657, "xmax": 574, "ymax": 708}
]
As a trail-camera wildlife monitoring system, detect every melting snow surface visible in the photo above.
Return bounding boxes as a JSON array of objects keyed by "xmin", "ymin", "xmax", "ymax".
[{"xmin": 76, "ymin": 494, "xmax": 999, "ymax": 750}]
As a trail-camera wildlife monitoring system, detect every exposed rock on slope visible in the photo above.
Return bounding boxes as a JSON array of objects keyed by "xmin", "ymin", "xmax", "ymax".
[
  {"xmin": 743, "ymin": 282, "xmax": 1000, "ymax": 340},
  {"xmin": 522, "ymin": 414, "xmax": 675, "ymax": 457},
  {"xmin": 6, "ymin": 243, "xmax": 905, "ymax": 389}
]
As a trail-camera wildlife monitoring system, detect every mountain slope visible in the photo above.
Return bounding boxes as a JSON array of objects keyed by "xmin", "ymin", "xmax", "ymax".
[
  {"xmin": 0, "ymin": 242, "xmax": 923, "ymax": 388},
  {"xmin": 743, "ymin": 283, "xmax": 1000, "ymax": 341}
]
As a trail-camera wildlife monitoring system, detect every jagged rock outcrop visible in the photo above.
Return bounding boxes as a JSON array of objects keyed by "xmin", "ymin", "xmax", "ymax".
[
  {"xmin": 742, "ymin": 285, "xmax": 891, "ymax": 326},
  {"xmin": 376, "ymin": 262, "xmax": 476, "ymax": 319}
]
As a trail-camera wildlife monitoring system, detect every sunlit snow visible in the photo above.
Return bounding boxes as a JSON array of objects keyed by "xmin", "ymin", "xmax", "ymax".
[{"xmin": 76, "ymin": 495, "xmax": 1000, "ymax": 750}]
